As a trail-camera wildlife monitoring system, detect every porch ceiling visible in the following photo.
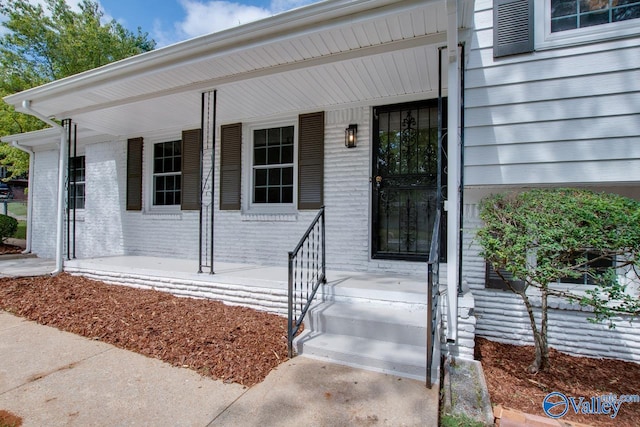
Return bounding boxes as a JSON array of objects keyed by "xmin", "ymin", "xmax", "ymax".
[{"xmin": 5, "ymin": 0, "xmax": 461, "ymax": 138}]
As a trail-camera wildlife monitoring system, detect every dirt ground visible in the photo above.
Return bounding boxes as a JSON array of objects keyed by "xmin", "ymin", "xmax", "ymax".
[
  {"xmin": 0, "ymin": 243, "xmax": 22, "ymax": 255},
  {"xmin": 477, "ymin": 337, "xmax": 640, "ymax": 427},
  {"xmin": 0, "ymin": 273, "xmax": 289, "ymax": 387}
]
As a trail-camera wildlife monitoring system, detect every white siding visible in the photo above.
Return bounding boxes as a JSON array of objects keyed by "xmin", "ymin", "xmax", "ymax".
[{"xmin": 465, "ymin": 2, "xmax": 640, "ymax": 186}]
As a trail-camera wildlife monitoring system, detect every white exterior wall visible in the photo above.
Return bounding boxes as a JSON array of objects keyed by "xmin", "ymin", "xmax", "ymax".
[
  {"xmin": 213, "ymin": 106, "xmax": 428, "ymax": 275},
  {"xmin": 29, "ymin": 105, "xmax": 430, "ymax": 276},
  {"xmin": 458, "ymin": 0, "xmax": 640, "ymax": 364},
  {"xmin": 465, "ymin": 0, "xmax": 640, "ymax": 186},
  {"xmin": 30, "ymin": 149, "xmax": 58, "ymax": 258}
]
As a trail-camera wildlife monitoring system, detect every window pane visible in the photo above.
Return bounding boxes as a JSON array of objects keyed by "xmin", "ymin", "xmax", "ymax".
[
  {"xmin": 282, "ymin": 167, "xmax": 293, "ymax": 186},
  {"xmin": 254, "ymin": 187, "xmax": 267, "ymax": 203},
  {"xmin": 268, "ymin": 187, "xmax": 280, "ymax": 203},
  {"xmin": 268, "ymin": 168, "xmax": 281, "ymax": 186},
  {"xmin": 282, "ymin": 126, "xmax": 294, "ymax": 144},
  {"xmin": 268, "ymin": 128, "xmax": 280, "ymax": 145},
  {"xmin": 282, "ymin": 186, "xmax": 293, "ymax": 203},
  {"xmin": 614, "ymin": 4, "xmax": 640, "ymax": 21},
  {"xmin": 267, "ymin": 147, "xmax": 280, "ymax": 165},
  {"xmin": 254, "ymin": 147, "xmax": 267, "ymax": 166},
  {"xmin": 580, "ymin": 0, "xmax": 607, "ymax": 11},
  {"xmin": 580, "ymin": 10, "xmax": 610, "ymax": 27},
  {"xmin": 254, "ymin": 129, "xmax": 267, "ymax": 147},
  {"xmin": 552, "ymin": 16, "xmax": 578, "ymax": 31},
  {"xmin": 282, "ymin": 145, "xmax": 294, "ymax": 164},
  {"xmin": 552, "ymin": 0, "xmax": 577, "ymax": 18},
  {"xmin": 255, "ymin": 169, "xmax": 267, "ymax": 186}
]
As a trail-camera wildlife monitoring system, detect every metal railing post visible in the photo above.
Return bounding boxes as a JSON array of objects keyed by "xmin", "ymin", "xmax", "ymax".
[
  {"xmin": 287, "ymin": 251, "xmax": 294, "ymax": 359},
  {"xmin": 321, "ymin": 206, "xmax": 326, "ymax": 282}
]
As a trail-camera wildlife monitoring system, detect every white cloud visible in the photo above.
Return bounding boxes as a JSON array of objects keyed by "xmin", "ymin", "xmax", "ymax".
[
  {"xmin": 176, "ymin": 0, "xmax": 271, "ymax": 40},
  {"xmin": 153, "ymin": 0, "xmax": 317, "ymax": 46},
  {"xmin": 269, "ymin": 0, "xmax": 315, "ymax": 14}
]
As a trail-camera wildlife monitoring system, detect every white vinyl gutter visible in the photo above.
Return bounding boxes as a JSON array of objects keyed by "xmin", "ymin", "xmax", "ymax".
[
  {"xmin": 10, "ymin": 141, "xmax": 34, "ymax": 253},
  {"xmin": 21, "ymin": 100, "xmax": 67, "ymax": 275}
]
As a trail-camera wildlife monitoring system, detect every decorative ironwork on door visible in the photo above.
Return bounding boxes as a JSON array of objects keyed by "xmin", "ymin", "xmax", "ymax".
[{"xmin": 372, "ymin": 99, "xmax": 446, "ymax": 261}]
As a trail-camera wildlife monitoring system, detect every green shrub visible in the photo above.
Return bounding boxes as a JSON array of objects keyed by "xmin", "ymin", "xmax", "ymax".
[{"xmin": 0, "ymin": 214, "xmax": 18, "ymax": 242}]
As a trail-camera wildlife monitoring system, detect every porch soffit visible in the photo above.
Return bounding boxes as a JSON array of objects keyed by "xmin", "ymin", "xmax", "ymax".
[{"xmin": 6, "ymin": 0, "xmax": 458, "ymax": 137}]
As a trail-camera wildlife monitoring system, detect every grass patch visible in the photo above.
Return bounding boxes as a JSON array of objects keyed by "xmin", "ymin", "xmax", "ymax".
[
  {"xmin": 7, "ymin": 203, "xmax": 27, "ymax": 217},
  {"xmin": 12, "ymin": 221, "xmax": 26, "ymax": 240},
  {"xmin": 440, "ymin": 413, "xmax": 486, "ymax": 427}
]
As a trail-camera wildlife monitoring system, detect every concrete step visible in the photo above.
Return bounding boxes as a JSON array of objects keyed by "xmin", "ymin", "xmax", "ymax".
[
  {"xmin": 307, "ymin": 302, "xmax": 427, "ymax": 347},
  {"xmin": 294, "ymin": 331, "xmax": 427, "ymax": 381}
]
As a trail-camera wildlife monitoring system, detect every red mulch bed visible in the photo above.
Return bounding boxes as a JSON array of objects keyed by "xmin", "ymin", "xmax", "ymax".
[
  {"xmin": 476, "ymin": 337, "xmax": 640, "ymax": 427},
  {"xmin": 0, "ymin": 409, "xmax": 22, "ymax": 427},
  {"xmin": 0, "ymin": 274, "xmax": 290, "ymax": 387},
  {"xmin": 0, "ymin": 243, "xmax": 22, "ymax": 255}
]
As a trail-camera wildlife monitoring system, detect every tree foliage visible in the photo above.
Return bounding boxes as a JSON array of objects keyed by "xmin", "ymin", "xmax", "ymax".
[
  {"xmin": 477, "ymin": 188, "xmax": 640, "ymax": 372},
  {"xmin": 0, "ymin": 0, "xmax": 156, "ymax": 178}
]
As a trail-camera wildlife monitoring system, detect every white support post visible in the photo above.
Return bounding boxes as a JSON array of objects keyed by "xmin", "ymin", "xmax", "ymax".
[
  {"xmin": 446, "ymin": 0, "xmax": 460, "ymax": 344},
  {"xmin": 55, "ymin": 128, "xmax": 68, "ymax": 273}
]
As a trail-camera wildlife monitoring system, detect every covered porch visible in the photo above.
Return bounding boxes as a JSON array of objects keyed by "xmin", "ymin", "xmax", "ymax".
[{"xmin": 2, "ymin": 0, "xmax": 476, "ymax": 385}]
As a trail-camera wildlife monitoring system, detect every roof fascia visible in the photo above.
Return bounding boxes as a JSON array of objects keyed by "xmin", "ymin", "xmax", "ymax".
[{"xmin": 5, "ymin": 0, "xmax": 440, "ymax": 109}]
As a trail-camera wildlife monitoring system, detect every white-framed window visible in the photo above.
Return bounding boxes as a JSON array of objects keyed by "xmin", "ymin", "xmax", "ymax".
[
  {"xmin": 69, "ymin": 156, "xmax": 85, "ymax": 210},
  {"xmin": 152, "ymin": 140, "xmax": 181, "ymax": 206},
  {"xmin": 536, "ymin": 0, "xmax": 640, "ymax": 49},
  {"xmin": 249, "ymin": 123, "xmax": 296, "ymax": 209}
]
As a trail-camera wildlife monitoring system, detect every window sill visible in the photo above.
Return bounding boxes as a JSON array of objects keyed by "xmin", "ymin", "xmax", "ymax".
[
  {"xmin": 535, "ymin": 17, "xmax": 640, "ymax": 51},
  {"xmin": 140, "ymin": 207, "xmax": 182, "ymax": 220},
  {"xmin": 241, "ymin": 212, "xmax": 298, "ymax": 222}
]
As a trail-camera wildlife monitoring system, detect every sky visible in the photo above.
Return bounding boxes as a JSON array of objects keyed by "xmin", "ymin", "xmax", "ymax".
[
  {"xmin": 2, "ymin": 0, "xmax": 321, "ymax": 47},
  {"xmin": 100, "ymin": 0, "xmax": 321, "ymax": 46}
]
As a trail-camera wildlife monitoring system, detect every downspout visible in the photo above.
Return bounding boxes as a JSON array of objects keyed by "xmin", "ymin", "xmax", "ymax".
[
  {"xmin": 445, "ymin": 0, "xmax": 460, "ymax": 344},
  {"xmin": 10, "ymin": 141, "xmax": 34, "ymax": 253},
  {"xmin": 21, "ymin": 100, "xmax": 67, "ymax": 275}
]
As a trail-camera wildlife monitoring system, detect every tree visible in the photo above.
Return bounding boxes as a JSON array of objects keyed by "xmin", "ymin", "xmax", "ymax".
[
  {"xmin": 0, "ymin": 0, "xmax": 156, "ymax": 178},
  {"xmin": 477, "ymin": 188, "xmax": 640, "ymax": 373}
]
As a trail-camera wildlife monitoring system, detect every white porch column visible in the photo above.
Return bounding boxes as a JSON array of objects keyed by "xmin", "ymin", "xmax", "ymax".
[
  {"xmin": 55, "ymin": 128, "xmax": 68, "ymax": 273},
  {"xmin": 446, "ymin": 0, "xmax": 460, "ymax": 343}
]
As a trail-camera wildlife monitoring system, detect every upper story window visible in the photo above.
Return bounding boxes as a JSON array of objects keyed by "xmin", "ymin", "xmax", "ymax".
[
  {"xmin": 252, "ymin": 126, "xmax": 294, "ymax": 205},
  {"xmin": 69, "ymin": 156, "xmax": 85, "ymax": 210},
  {"xmin": 535, "ymin": 0, "xmax": 640, "ymax": 49},
  {"xmin": 551, "ymin": 1, "xmax": 640, "ymax": 32},
  {"xmin": 153, "ymin": 140, "xmax": 181, "ymax": 206}
]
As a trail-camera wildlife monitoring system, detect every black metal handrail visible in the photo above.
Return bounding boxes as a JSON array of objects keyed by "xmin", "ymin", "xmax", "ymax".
[
  {"xmin": 288, "ymin": 206, "xmax": 326, "ymax": 358},
  {"xmin": 426, "ymin": 208, "xmax": 441, "ymax": 388}
]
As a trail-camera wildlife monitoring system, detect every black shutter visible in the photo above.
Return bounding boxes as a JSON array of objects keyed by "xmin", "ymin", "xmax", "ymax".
[
  {"xmin": 220, "ymin": 123, "xmax": 242, "ymax": 210},
  {"xmin": 486, "ymin": 262, "xmax": 526, "ymax": 292},
  {"xmin": 493, "ymin": 0, "xmax": 534, "ymax": 58},
  {"xmin": 181, "ymin": 128, "xmax": 202, "ymax": 211},
  {"xmin": 298, "ymin": 112, "xmax": 324, "ymax": 210},
  {"xmin": 126, "ymin": 137, "xmax": 143, "ymax": 211}
]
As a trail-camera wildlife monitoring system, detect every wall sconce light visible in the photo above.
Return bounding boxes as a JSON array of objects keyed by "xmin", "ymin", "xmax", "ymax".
[{"xmin": 345, "ymin": 124, "xmax": 357, "ymax": 148}]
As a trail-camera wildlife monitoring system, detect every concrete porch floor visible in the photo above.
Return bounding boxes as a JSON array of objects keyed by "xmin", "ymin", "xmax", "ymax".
[{"xmin": 63, "ymin": 256, "xmax": 431, "ymax": 315}]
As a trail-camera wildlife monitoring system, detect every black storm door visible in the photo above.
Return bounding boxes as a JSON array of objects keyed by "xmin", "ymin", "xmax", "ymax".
[{"xmin": 372, "ymin": 99, "xmax": 446, "ymax": 261}]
